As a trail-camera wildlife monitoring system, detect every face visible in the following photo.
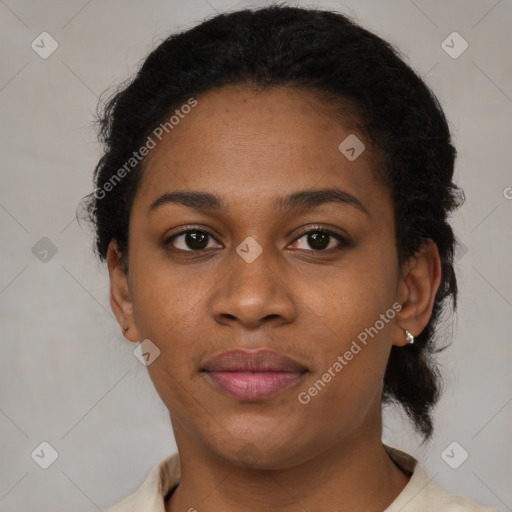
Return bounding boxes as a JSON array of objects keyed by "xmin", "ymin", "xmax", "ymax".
[{"xmin": 108, "ymin": 85, "xmax": 434, "ymax": 469}]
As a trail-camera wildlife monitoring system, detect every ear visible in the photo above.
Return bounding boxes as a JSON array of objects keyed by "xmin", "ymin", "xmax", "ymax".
[
  {"xmin": 106, "ymin": 239, "xmax": 140, "ymax": 343},
  {"xmin": 392, "ymin": 238, "xmax": 442, "ymax": 347}
]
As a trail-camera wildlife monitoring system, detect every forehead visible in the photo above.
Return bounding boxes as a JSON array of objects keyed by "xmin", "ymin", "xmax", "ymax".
[{"xmin": 133, "ymin": 85, "xmax": 391, "ymax": 221}]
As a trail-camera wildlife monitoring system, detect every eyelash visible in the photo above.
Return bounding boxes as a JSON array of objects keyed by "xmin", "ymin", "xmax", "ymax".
[{"xmin": 164, "ymin": 224, "xmax": 349, "ymax": 253}]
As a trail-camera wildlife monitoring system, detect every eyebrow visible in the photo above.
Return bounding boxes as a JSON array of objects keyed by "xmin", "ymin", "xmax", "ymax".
[{"xmin": 148, "ymin": 187, "xmax": 370, "ymax": 216}]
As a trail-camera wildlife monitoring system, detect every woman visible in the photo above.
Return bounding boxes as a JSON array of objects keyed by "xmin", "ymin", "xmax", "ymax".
[{"xmin": 83, "ymin": 5, "xmax": 499, "ymax": 511}]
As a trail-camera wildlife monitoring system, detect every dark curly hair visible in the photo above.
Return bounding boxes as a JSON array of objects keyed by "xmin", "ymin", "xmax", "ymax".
[{"xmin": 82, "ymin": 4, "xmax": 464, "ymax": 440}]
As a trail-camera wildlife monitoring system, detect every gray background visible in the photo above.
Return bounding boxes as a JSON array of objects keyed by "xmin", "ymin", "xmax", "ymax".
[{"xmin": 0, "ymin": 0, "xmax": 511, "ymax": 510}]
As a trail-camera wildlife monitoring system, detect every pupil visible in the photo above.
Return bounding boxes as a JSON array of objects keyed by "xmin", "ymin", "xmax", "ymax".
[
  {"xmin": 187, "ymin": 232, "xmax": 208, "ymax": 249},
  {"xmin": 309, "ymin": 232, "xmax": 329, "ymax": 250}
]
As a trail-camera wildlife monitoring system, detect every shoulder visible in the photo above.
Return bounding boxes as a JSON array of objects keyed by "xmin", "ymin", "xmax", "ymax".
[
  {"xmin": 384, "ymin": 445, "xmax": 501, "ymax": 512},
  {"xmin": 105, "ymin": 452, "xmax": 181, "ymax": 512},
  {"xmin": 389, "ymin": 464, "xmax": 500, "ymax": 511}
]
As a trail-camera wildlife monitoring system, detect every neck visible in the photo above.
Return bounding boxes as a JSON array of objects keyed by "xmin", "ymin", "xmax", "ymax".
[{"xmin": 166, "ymin": 417, "xmax": 410, "ymax": 512}]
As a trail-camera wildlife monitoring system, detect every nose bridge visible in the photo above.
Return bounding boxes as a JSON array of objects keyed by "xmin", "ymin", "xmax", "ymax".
[
  {"xmin": 234, "ymin": 236, "xmax": 276, "ymax": 294},
  {"xmin": 210, "ymin": 236, "xmax": 296, "ymax": 327}
]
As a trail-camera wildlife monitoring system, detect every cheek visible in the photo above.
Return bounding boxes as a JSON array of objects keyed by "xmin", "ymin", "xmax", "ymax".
[
  {"xmin": 128, "ymin": 254, "xmax": 217, "ymax": 382},
  {"xmin": 297, "ymin": 255, "xmax": 397, "ymax": 399},
  {"xmin": 129, "ymin": 252, "xmax": 203, "ymax": 336},
  {"xmin": 305, "ymin": 254, "xmax": 397, "ymax": 343},
  {"xmin": 130, "ymin": 270, "xmax": 204, "ymax": 411},
  {"xmin": 295, "ymin": 288, "xmax": 394, "ymax": 432}
]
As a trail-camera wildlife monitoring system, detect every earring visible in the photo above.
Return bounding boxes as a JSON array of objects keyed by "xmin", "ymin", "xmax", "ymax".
[
  {"xmin": 405, "ymin": 329, "xmax": 414, "ymax": 344},
  {"xmin": 123, "ymin": 326, "xmax": 129, "ymax": 332}
]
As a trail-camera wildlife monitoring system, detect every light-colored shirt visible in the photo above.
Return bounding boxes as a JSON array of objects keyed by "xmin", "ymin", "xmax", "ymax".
[{"xmin": 105, "ymin": 445, "xmax": 500, "ymax": 511}]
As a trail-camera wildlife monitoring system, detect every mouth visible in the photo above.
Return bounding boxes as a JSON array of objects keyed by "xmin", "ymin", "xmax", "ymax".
[{"xmin": 201, "ymin": 348, "xmax": 309, "ymax": 401}]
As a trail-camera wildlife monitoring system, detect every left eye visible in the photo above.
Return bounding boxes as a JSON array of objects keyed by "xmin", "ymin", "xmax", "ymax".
[{"xmin": 291, "ymin": 229, "xmax": 347, "ymax": 251}]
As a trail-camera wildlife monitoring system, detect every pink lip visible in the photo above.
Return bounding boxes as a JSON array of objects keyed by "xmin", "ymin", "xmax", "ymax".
[
  {"xmin": 205, "ymin": 371, "xmax": 306, "ymax": 400},
  {"xmin": 202, "ymin": 349, "xmax": 308, "ymax": 401}
]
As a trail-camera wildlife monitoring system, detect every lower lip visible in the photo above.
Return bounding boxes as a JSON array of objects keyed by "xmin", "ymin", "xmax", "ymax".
[{"xmin": 204, "ymin": 371, "xmax": 306, "ymax": 401}]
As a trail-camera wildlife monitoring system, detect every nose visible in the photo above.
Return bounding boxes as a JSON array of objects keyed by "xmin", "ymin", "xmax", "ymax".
[{"xmin": 210, "ymin": 244, "xmax": 297, "ymax": 330}]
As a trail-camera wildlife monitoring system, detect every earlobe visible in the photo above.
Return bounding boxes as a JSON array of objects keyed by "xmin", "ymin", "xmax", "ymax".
[
  {"xmin": 106, "ymin": 240, "xmax": 140, "ymax": 342},
  {"xmin": 392, "ymin": 238, "xmax": 442, "ymax": 347}
]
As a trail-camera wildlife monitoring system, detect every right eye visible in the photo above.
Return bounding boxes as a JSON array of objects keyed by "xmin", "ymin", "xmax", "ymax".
[{"xmin": 165, "ymin": 229, "xmax": 221, "ymax": 252}]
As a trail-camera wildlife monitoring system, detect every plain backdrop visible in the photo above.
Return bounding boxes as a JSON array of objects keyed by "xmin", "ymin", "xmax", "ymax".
[{"xmin": 1, "ymin": 0, "xmax": 511, "ymax": 510}]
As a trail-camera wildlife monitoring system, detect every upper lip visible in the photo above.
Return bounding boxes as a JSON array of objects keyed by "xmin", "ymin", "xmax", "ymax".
[{"xmin": 202, "ymin": 349, "xmax": 308, "ymax": 373}]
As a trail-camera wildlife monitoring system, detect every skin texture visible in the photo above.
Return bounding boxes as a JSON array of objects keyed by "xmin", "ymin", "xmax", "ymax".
[{"xmin": 107, "ymin": 85, "xmax": 441, "ymax": 511}]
